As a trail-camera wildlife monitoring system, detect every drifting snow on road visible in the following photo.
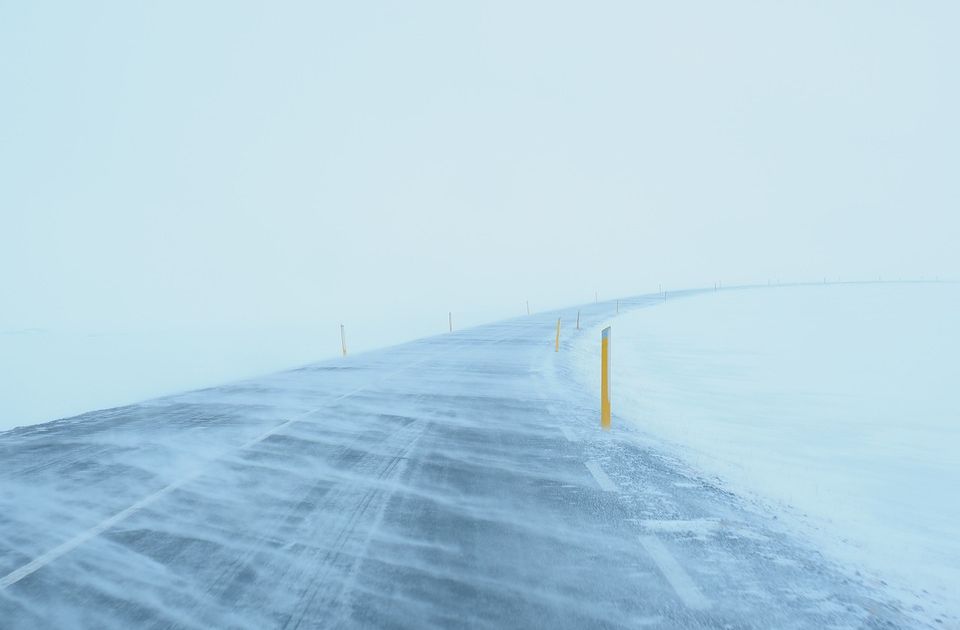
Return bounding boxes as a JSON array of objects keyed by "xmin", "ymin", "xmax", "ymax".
[{"xmin": 0, "ymin": 287, "xmax": 942, "ymax": 628}]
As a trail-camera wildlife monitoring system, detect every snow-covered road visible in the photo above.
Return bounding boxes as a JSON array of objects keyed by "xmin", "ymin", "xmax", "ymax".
[{"xmin": 0, "ymin": 294, "xmax": 917, "ymax": 628}]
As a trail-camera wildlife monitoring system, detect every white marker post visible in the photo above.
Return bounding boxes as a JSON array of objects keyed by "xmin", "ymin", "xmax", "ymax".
[
  {"xmin": 340, "ymin": 324, "xmax": 347, "ymax": 357},
  {"xmin": 449, "ymin": 312, "xmax": 453, "ymax": 332}
]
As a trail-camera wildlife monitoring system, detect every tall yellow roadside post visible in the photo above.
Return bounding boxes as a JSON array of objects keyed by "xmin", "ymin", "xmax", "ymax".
[
  {"xmin": 601, "ymin": 326, "xmax": 611, "ymax": 429},
  {"xmin": 555, "ymin": 317, "xmax": 561, "ymax": 352}
]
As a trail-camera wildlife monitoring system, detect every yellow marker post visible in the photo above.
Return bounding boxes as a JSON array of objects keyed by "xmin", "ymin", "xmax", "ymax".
[
  {"xmin": 601, "ymin": 326, "xmax": 611, "ymax": 429},
  {"xmin": 340, "ymin": 324, "xmax": 347, "ymax": 357},
  {"xmin": 555, "ymin": 317, "xmax": 561, "ymax": 352}
]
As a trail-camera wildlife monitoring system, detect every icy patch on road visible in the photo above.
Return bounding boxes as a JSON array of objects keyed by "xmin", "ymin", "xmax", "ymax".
[{"xmin": 571, "ymin": 282, "xmax": 960, "ymax": 625}]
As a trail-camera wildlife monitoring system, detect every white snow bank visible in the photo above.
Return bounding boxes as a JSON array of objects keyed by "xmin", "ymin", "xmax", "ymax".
[{"xmin": 572, "ymin": 283, "xmax": 960, "ymax": 620}]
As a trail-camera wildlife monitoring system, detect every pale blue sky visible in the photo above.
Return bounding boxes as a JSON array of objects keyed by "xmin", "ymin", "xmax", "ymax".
[{"xmin": 2, "ymin": 1, "xmax": 958, "ymax": 334}]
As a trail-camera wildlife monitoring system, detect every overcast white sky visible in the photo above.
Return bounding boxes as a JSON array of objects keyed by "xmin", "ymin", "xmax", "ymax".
[{"xmin": 2, "ymin": 1, "xmax": 958, "ymax": 337}]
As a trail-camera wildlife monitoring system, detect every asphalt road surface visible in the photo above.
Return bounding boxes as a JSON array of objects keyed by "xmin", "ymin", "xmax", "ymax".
[{"xmin": 0, "ymin": 293, "xmax": 913, "ymax": 628}]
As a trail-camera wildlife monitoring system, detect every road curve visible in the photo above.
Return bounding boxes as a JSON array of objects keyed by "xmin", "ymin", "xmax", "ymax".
[{"xmin": 0, "ymin": 292, "xmax": 914, "ymax": 628}]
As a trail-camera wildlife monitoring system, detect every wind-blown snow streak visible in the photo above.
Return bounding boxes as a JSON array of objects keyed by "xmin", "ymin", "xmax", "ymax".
[{"xmin": 0, "ymin": 336, "xmax": 483, "ymax": 591}]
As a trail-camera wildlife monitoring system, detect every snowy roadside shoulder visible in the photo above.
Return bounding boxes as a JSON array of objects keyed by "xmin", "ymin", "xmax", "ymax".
[{"xmin": 568, "ymin": 283, "xmax": 960, "ymax": 627}]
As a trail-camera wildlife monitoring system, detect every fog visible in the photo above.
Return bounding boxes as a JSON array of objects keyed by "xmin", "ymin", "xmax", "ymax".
[
  {"xmin": 2, "ymin": 2, "xmax": 959, "ymax": 423},
  {"xmin": 2, "ymin": 6, "xmax": 959, "ymax": 624}
]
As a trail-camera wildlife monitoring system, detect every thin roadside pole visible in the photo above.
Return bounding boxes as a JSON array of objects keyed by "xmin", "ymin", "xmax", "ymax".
[
  {"xmin": 601, "ymin": 326, "xmax": 611, "ymax": 429},
  {"xmin": 340, "ymin": 324, "xmax": 347, "ymax": 357}
]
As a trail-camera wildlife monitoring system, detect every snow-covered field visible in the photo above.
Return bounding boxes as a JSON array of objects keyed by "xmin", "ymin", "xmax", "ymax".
[
  {"xmin": 572, "ymin": 282, "xmax": 960, "ymax": 621},
  {"xmin": 0, "ymin": 325, "xmax": 331, "ymax": 431},
  {"xmin": 0, "ymin": 312, "xmax": 491, "ymax": 431}
]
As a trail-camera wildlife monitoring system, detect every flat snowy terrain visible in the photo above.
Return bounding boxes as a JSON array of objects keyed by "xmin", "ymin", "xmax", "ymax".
[
  {"xmin": 0, "ymin": 325, "xmax": 330, "ymax": 431},
  {"xmin": 0, "ymin": 313, "xmax": 480, "ymax": 431},
  {"xmin": 572, "ymin": 282, "xmax": 959, "ymax": 624}
]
